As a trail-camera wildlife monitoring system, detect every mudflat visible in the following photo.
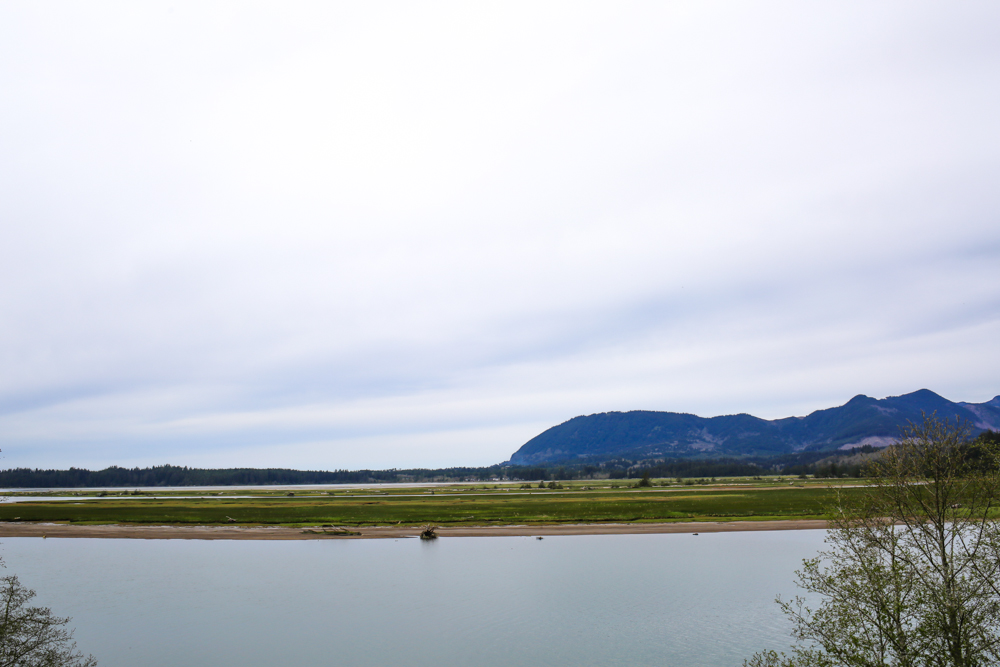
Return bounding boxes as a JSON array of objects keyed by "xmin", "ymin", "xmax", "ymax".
[{"xmin": 0, "ymin": 520, "xmax": 828, "ymax": 540}]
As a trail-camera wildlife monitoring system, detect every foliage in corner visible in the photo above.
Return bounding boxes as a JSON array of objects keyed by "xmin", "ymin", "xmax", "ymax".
[
  {"xmin": 0, "ymin": 574, "xmax": 97, "ymax": 667},
  {"xmin": 745, "ymin": 415, "xmax": 1000, "ymax": 667}
]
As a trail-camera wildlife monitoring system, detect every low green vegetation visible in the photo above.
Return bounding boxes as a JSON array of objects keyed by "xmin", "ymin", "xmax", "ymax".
[{"xmin": 0, "ymin": 479, "xmax": 863, "ymax": 527}]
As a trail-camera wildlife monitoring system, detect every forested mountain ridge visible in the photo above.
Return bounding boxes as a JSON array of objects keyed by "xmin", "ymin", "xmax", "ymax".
[{"xmin": 507, "ymin": 389, "xmax": 1000, "ymax": 465}]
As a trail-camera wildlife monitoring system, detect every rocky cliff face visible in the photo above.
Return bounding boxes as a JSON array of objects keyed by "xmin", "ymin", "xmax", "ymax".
[{"xmin": 508, "ymin": 389, "xmax": 1000, "ymax": 465}]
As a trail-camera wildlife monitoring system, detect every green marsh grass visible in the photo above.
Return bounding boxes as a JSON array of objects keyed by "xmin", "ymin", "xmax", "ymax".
[{"xmin": 0, "ymin": 482, "xmax": 864, "ymax": 527}]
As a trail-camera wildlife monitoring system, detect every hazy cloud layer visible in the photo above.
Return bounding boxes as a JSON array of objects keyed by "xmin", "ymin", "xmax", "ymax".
[{"xmin": 1, "ymin": 2, "xmax": 998, "ymax": 469}]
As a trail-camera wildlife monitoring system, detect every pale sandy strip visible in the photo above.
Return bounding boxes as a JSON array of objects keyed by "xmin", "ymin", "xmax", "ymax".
[{"xmin": 0, "ymin": 520, "xmax": 828, "ymax": 541}]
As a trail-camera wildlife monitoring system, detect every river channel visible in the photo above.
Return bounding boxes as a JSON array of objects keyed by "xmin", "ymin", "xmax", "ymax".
[{"xmin": 1, "ymin": 529, "xmax": 825, "ymax": 667}]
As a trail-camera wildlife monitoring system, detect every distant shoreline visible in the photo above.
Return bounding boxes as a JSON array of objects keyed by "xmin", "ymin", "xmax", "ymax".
[{"xmin": 0, "ymin": 520, "xmax": 829, "ymax": 540}]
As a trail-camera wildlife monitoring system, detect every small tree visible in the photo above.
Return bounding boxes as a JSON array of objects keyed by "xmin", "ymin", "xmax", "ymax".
[
  {"xmin": 0, "ymin": 575, "xmax": 96, "ymax": 667},
  {"xmin": 746, "ymin": 416, "xmax": 1000, "ymax": 667}
]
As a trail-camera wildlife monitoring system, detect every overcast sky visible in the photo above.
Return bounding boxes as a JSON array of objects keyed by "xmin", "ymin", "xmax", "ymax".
[{"xmin": 1, "ymin": 2, "xmax": 998, "ymax": 471}]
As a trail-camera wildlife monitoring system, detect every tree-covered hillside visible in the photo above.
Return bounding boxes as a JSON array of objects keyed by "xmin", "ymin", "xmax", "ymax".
[{"xmin": 508, "ymin": 390, "xmax": 1000, "ymax": 465}]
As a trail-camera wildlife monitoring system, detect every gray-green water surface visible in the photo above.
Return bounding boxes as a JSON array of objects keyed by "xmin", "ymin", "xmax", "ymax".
[{"xmin": 1, "ymin": 530, "xmax": 825, "ymax": 666}]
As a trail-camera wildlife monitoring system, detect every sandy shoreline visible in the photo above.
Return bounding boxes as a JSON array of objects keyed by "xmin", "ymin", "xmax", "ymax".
[{"xmin": 0, "ymin": 520, "xmax": 829, "ymax": 540}]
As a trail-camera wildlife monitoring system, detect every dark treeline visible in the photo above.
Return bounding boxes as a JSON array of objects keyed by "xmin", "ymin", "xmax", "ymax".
[
  {"xmin": 612, "ymin": 450, "xmax": 854, "ymax": 480},
  {"xmin": 2, "ymin": 431, "xmax": 996, "ymax": 487},
  {"xmin": 0, "ymin": 464, "xmax": 554, "ymax": 488},
  {"xmin": 609, "ymin": 430, "xmax": 1000, "ymax": 481},
  {"xmin": 0, "ymin": 465, "xmax": 393, "ymax": 488},
  {"xmin": 804, "ymin": 429, "xmax": 1000, "ymax": 479},
  {"xmin": 0, "ymin": 456, "xmax": 866, "ymax": 487}
]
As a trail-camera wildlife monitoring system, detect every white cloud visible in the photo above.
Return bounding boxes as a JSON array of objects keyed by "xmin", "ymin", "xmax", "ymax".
[{"xmin": 0, "ymin": 1, "xmax": 998, "ymax": 469}]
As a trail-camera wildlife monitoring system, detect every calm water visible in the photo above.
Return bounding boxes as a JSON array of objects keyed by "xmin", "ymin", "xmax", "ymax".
[{"xmin": 0, "ymin": 530, "xmax": 825, "ymax": 667}]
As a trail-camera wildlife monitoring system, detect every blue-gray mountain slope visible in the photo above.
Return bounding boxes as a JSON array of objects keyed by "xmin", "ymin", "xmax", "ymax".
[{"xmin": 508, "ymin": 390, "xmax": 1000, "ymax": 465}]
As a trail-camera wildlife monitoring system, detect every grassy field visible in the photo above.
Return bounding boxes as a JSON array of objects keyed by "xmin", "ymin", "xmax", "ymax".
[{"xmin": 0, "ymin": 479, "xmax": 866, "ymax": 527}]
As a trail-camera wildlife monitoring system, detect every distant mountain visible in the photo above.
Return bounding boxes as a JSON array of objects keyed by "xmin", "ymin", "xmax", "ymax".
[{"xmin": 508, "ymin": 390, "xmax": 1000, "ymax": 466}]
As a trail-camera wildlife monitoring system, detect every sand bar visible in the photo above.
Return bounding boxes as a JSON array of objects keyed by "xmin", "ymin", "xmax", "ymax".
[{"xmin": 0, "ymin": 520, "xmax": 828, "ymax": 540}]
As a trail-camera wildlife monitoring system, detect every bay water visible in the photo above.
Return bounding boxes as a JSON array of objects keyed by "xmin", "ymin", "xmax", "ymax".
[{"xmin": 1, "ymin": 530, "xmax": 825, "ymax": 666}]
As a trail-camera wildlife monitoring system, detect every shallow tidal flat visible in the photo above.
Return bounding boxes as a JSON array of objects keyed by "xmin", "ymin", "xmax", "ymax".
[{"xmin": 0, "ymin": 481, "xmax": 859, "ymax": 530}]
